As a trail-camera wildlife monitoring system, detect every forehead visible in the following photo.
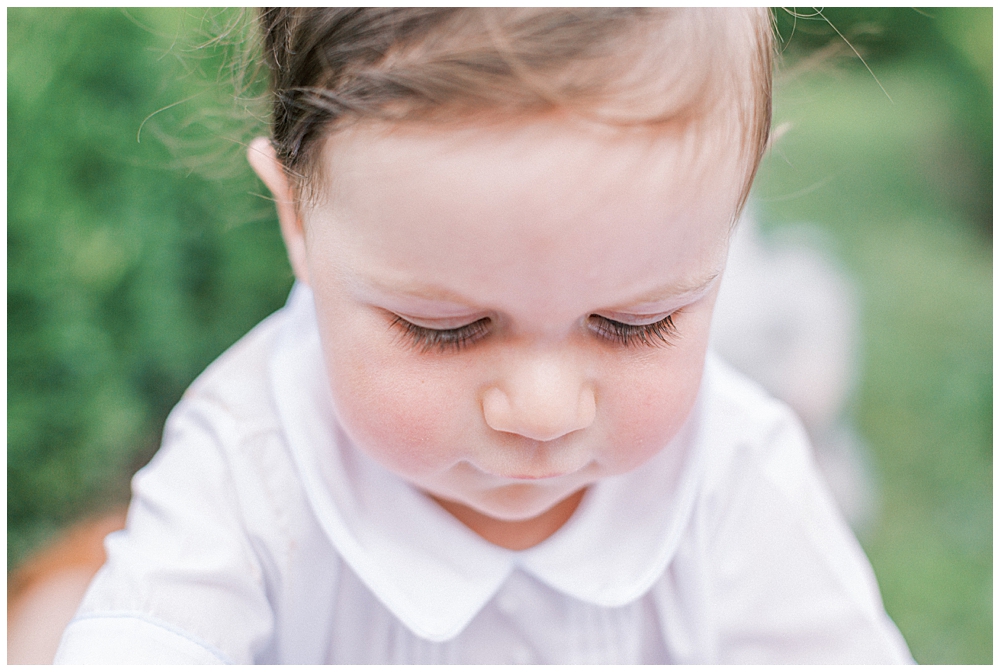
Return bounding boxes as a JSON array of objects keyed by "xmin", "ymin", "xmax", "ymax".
[{"xmin": 304, "ymin": 117, "xmax": 742, "ymax": 314}]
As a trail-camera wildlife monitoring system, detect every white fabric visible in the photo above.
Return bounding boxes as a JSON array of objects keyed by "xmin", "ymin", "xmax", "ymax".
[{"xmin": 55, "ymin": 284, "xmax": 913, "ymax": 664}]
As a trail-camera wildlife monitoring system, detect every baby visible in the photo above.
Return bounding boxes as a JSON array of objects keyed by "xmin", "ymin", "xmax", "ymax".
[{"xmin": 55, "ymin": 8, "xmax": 912, "ymax": 663}]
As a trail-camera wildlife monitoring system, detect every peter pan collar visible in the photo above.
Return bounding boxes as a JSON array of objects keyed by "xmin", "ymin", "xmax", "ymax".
[{"xmin": 269, "ymin": 283, "xmax": 707, "ymax": 642}]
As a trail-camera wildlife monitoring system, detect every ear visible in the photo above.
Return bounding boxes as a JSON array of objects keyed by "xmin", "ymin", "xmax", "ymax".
[{"xmin": 247, "ymin": 137, "xmax": 310, "ymax": 285}]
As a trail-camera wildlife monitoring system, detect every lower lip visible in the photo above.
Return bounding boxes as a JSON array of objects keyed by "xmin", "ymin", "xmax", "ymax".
[
  {"xmin": 502, "ymin": 472, "xmax": 569, "ymax": 481},
  {"xmin": 471, "ymin": 460, "xmax": 592, "ymax": 482}
]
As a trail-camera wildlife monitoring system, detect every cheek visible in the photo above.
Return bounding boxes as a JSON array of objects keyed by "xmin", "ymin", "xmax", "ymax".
[
  {"xmin": 603, "ymin": 361, "xmax": 703, "ymax": 471},
  {"xmin": 599, "ymin": 315, "xmax": 713, "ymax": 471},
  {"xmin": 318, "ymin": 318, "xmax": 475, "ymax": 476}
]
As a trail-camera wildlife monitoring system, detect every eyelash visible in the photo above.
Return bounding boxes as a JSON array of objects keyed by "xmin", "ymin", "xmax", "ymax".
[
  {"xmin": 390, "ymin": 315, "xmax": 492, "ymax": 353},
  {"xmin": 391, "ymin": 312, "xmax": 680, "ymax": 353},
  {"xmin": 586, "ymin": 314, "xmax": 679, "ymax": 347}
]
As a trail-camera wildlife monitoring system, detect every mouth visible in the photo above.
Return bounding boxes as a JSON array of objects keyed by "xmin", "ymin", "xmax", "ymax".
[
  {"xmin": 461, "ymin": 451, "xmax": 595, "ymax": 484},
  {"xmin": 502, "ymin": 472, "xmax": 568, "ymax": 481},
  {"xmin": 489, "ymin": 458, "xmax": 596, "ymax": 483}
]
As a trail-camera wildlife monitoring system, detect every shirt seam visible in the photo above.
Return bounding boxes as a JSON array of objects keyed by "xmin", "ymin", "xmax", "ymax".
[{"xmin": 157, "ymin": 394, "xmax": 280, "ymax": 650}]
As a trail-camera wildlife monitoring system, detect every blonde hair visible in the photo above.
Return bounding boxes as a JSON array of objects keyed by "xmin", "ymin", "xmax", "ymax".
[{"xmin": 258, "ymin": 8, "xmax": 773, "ymax": 209}]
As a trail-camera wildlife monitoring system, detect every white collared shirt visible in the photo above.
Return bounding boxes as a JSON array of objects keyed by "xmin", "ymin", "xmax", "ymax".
[{"xmin": 55, "ymin": 285, "xmax": 913, "ymax": 664}]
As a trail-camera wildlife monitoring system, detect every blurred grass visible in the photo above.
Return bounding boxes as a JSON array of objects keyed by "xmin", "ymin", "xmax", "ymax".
[
  {"xmin": 754, "ymin": 21, "xmax": 992, "ymax": 663},
  {"xmin": 7, "ymin": 7, "xmax": 992, "ymax": 664},
  {"xmin": 7, "ymin": 8, "xmax": 292, "ymax": 564}
]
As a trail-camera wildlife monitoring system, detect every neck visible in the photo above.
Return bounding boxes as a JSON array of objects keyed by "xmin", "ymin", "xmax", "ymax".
[{"xmin": 430, "ymin": 489, "xmax": 586, "ymax": 551}]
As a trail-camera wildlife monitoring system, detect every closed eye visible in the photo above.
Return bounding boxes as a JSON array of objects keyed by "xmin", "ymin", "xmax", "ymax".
[
  {"xmin": 391, "ymin": 315, "xmax": 492, "ymax": 353},
  {"xmin": 587, "ymin": 313, "xmax": 679, "ymax": 347}
]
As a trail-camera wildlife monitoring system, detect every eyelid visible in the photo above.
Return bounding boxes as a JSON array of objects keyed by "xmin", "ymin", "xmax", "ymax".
[
  {"xmin": 603, "ymin": 278, "xmax": 719, "ymax": 319},
  {"xmin": 595, "ymin": 310, "xmax": 674, "ymax": 326},
  {"xmin": 393, "ymin": 312, "xmax": 490, "ymax": 330}
]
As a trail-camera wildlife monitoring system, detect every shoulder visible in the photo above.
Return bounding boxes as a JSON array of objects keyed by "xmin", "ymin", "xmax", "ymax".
[
  {"xmin": 695, "ymin": 352, "xmax": 815, "ymax": 504},
  {"xmin": 174, "ymin": 304, "xmax": 289, "ymax": 437},
  {"xmin": 668, "ymin": 353, "xmax": 912, "ymax": 663},
  {"xmin": 155, "ymin": 301, "xmax": 308, "ymax": 513},
  {"xmin": 150, "ymin": 297, "xmax": 329, "ymax": 565},
  {"xmin": 58, "ymin": 298, "xmax": 343, "ymax": 664},
  {"xmin": 699, "ymin": 351, "xmax": 798, "ymax": 437},
  {"xmin": 142, "ymin": 306, "xmax": 301, "ymax": 543},
  {"xmin": 691, "ymin": 352, "xmax": 851, "ymax": 558}
]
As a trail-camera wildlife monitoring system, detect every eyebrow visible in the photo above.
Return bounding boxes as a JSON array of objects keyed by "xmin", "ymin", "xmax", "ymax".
[
  {"xmin": 612, "ymin": 271, "xmax": 721, "ymax": 310},
  {"xmin": 357, "ymin": 270, "xmax": 722, "ymax": 313},
  {"xmin": 355, "ymin": 278, "xmax": 477, "ymax": 306}
]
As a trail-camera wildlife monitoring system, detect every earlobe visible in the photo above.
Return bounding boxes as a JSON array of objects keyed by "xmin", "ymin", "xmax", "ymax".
[{"xmin": 247, "ymin": 137, "xmax": 310, "ymax": 285}]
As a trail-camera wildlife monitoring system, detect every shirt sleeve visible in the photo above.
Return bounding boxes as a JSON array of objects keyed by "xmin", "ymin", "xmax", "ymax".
[
  {"xmin": 704, "ymin": 409, "xmax": 914, "ymax": 663},
  {"xmin": 54, "ymin": 395, "xmax": 276, "ymax": 664}
]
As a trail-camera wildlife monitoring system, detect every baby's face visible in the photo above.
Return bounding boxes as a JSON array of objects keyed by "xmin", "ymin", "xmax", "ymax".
[{"xmin": 288, "ymin": 117, "xmax": 744, "ymax": 523}]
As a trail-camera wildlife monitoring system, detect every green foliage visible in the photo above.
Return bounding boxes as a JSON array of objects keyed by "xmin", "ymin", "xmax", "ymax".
[
  {"xmin": 8, "ymin": 8, "xmax": 292, "ymax": 563},
  {"xmin": 755, "ymin": 16, "xmax": 992, "ymax": 662},
  {"xmin": 771, "ymin": 8, "xmax": 992, "ymax": 232},
  {"xmin": 7, "ymin": 7, "xmax": 992, "ymax": 664}
]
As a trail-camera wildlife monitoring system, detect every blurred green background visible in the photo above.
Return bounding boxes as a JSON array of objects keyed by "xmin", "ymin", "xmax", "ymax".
[{"xmin": 7, "ymin": 8, "xmax": 992, "ymax": 663}]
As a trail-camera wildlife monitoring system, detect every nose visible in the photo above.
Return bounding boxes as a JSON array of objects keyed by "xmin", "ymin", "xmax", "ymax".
[{"xmin": 482, "ymin": 354, "xmax": 596, "ymax": 442}]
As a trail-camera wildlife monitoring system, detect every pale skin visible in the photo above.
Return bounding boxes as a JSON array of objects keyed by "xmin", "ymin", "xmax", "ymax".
[{"xmin": 248, "ymin": 114, "xmax": 746, "ymax": 550}]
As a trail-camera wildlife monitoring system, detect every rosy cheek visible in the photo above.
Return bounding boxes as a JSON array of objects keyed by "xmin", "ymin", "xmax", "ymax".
[
  {"xmin": 321, "ymin": 336, "xmax": 464, "ymax": 476},
  {"xmin": 602, "ymin": 346, "xmax": 707, "ymax": 472}
]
